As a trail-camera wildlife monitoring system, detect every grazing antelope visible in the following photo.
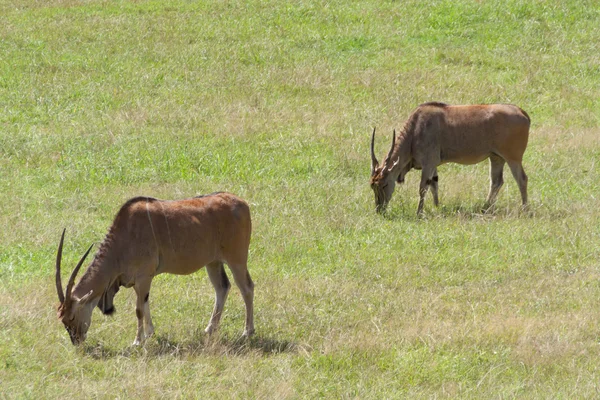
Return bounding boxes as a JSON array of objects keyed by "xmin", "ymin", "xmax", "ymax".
[
  {"xmin": 55, "ymin": 192, "xmax": 254, "ymax": 346},
  {"xmin": 370, "ymin": 102, "xmax": 530, "ymax": 215}
]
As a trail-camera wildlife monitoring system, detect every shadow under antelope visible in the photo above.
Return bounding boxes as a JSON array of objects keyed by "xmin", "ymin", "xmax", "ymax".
[
  {"xmin": 370, "ymin": 102, "xmax": 530, "ymax": 215},
  {"xmin": 55, "ymin": 192, "xmax": 254, "ymax": 346}
]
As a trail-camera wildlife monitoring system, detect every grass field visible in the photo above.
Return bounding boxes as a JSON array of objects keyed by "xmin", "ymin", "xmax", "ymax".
[{"xmin": 1, "ymin": 0, "xmax": 600, "ymax": 398}]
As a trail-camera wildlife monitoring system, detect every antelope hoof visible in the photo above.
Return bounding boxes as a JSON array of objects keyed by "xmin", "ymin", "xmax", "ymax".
[
  {"xmin": 242, "ymin": 328, "xmax": 255, "ymax": 338},
  {"xmin": 146, "ymin": 326, "xmax": 155, "ymax": 338},
  {"xmin": 132, "ymin": 333, "xmax": 149, "ymax": 346},
  {"xmin": 204, "ymin": 325, "xmax": 216, "ymax": 335}
]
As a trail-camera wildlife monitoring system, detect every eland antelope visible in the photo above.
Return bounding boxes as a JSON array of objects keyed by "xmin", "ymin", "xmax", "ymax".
[
  {"xmin": 370, "ymin": 102, "xmax": 530, "ymax": 215},
  {"xmin": 55, "ymin": 192, "xmax": 254, "ymax": 346}
]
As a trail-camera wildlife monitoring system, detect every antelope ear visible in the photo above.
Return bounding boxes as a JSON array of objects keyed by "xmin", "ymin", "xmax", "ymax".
[{"xmin": 78, "ymin": 290, "xmax": 94, "ymax": 304}]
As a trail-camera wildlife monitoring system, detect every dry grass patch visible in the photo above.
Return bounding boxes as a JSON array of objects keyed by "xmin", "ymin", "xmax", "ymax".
[{"xmin": 536, "ymin": 127, "xmax": 600, "ymax": 152}]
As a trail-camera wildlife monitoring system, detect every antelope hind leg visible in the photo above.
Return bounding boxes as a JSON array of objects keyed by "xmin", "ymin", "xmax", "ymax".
[
  {"xmin": 484, "ymin": 154, "xmax": 506, "ymax": 211},
  {"xmin": 205, "ymin": 261, "xmax": 231, "ymax": 335},
  {"xmin": 507, "ymin": 160, "xmax": 528, "ymax": 206},
  {"xmin": 228, "ymin": 263, "xmax": 255, "ymax": 337}
]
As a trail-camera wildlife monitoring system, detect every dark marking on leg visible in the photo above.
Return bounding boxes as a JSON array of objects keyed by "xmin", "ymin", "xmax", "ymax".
[
  {"xmin": 144, "ymin": 293, "xmax": 149, "ymax": 303},
  {"xmin": 103, "ymin": 306, "xmax": 115, "ymax": 316},
  {"xmin": 221, "ymin": 268, "xmax": 231, "ymax": 291},
  {"xmin": 247, "ymin": 271, "xmax": 254, "ymax": 290},
  {"xmin": 136, "ymin": 308, "xmax": 142, "ymax": 319},
  {"xmin": 432, "ymin": 176, "xmax": 438, "ymax": 182},
  {"xmin": 426, "ymin": 179, "xmax": 432, "ymax": 185}
]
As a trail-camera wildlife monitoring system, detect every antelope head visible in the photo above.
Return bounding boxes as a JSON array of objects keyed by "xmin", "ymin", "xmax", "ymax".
[
  {"xmin": 55, "ymin": 229, "xmax": 95, "ymax": 345},
  {"xmin": 370, "ymin": 128, "xmax": 400, "ymax": 213}
]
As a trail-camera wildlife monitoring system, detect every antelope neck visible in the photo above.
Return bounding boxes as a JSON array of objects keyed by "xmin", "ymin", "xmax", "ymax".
[{"xmin": 386, "ymin": 135, "xmax": 411, "ymax": 175}]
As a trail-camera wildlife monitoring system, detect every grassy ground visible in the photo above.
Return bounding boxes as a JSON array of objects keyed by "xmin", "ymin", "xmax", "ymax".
[{"xmin": 1, "ymin": 0, "xmax": 600, "ymax": 398}]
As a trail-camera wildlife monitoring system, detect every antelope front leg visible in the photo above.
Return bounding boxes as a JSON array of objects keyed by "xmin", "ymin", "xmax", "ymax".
[
  {"xmin": 430, "ymin": 169, "xmax": 439, "ymax": 207},
  {"xmin": 143, "ymin": 293, "xmax": 154, "ymax": 337},
  {"xmin": 133, "ymin": 278, "xmax": 153, "ymax": 346},
  {"xmin": 417, "ymin": 172, "xmax": 430, "ymax": 216}
]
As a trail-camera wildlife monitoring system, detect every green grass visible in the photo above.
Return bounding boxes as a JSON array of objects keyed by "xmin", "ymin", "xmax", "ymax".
[{"xmin": 1, "ymin": 0, "xmax": 600, "ymax": 398}]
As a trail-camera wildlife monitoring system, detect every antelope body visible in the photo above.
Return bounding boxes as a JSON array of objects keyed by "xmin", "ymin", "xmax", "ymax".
[
  {"xmin": 55, "ymin": 192, "xmax": 254, "ymax": 345},
  {"xmin": 370, "ymin": 102, "xmax": 530, "ymax": 215}
]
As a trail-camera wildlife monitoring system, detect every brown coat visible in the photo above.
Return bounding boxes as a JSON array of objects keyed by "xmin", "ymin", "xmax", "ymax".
[
  {"xmin": 56, "ymin": 192, "xmax": 254, "ymax": 345},
  {"xmin": 370, "ymin": 103, "xmax": 530, "ymax": 214}
]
